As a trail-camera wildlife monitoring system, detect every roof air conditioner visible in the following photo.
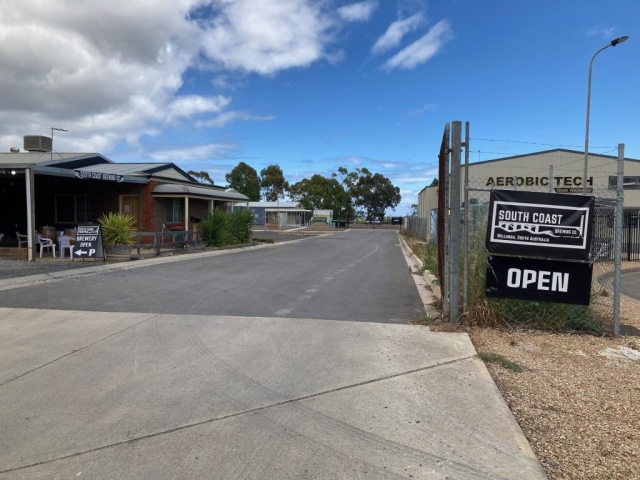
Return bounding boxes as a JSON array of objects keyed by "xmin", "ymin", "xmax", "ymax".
[{"xmin": 23, "ymin": 135, "xmax": 52, "ymax": 152}]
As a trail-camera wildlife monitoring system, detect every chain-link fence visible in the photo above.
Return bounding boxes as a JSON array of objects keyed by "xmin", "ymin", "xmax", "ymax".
[
  {"xmin": 463, "ymin": 184, "xmax": 616, "ymax": 332},
  {"xmin": 406, "ymin": 128, "xmax": 626, "ymax": 333}
]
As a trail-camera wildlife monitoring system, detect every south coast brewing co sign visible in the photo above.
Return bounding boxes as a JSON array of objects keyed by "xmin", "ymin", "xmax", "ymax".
[{"xmin": 485, "ymin": 190, "xmax": 594, "ymax": 305}]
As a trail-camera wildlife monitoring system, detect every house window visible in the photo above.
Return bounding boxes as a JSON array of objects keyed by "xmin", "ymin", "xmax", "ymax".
[
  {"xmin": 55, "ymin": 195, "xmax": 95, "ymax": 223},
  {"xmin": 609, "ymin": 176, "xmax": 640, "ymax": 190},
  {"xmin": 166, "ymin": 198, "xmax": 184, "ymax": 222}
]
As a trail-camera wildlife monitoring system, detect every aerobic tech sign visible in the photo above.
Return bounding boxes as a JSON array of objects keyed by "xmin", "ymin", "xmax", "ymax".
[{"xmin": 485, "ymin": 190, "xmax": 594, "ymax": 260}]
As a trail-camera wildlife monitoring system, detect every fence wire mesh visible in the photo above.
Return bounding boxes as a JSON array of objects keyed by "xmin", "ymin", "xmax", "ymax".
[
  {"xmin": 405, "ymin": 148, "xmax": 625, "ymax": 333},
  {"xmin": 464, "ymin": 181, "xmax": 616, "ymax": 333}
]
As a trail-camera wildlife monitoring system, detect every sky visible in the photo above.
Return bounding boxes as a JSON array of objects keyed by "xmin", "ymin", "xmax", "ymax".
[{"xmin": 0, "ymin": 0, "xmax": 638, "ymax": 215}]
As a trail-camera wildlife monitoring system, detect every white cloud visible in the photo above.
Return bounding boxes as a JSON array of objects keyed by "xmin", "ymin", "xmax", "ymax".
[
  {"xmin": 168, "ymin": 95, "xmax": 231, "ymax": 120},
  {"xmin": 371, "ymin": 12, "xmax": 424, "ymax": 55},
  {"xmin": 337, "ymin": 1, "xmax": 378, "ymax": 22},
  {"xmin": 382, "ymin": 19, "xmax": 453, "ymax": 71},
  {"xmin": 197, "ymin": 110, "xmax": 276, "ymax": 128},
  {"xmin": 586, "ymin": 26, "xmax": 617, "ymax": 39},
  {"xmin": 149, "ymin": 142, "xmax": 237, "ymax": 162},
  {"xmin": 199, "ymin": 0, "xmax": 334, "ymax": 75},
  {"xmin": 0, "ymin": 0, "xmax": 361, "ymax": 155}
]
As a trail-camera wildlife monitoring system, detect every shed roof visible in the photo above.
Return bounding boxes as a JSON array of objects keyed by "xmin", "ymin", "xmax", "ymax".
[
  {"xmin": 236, "ymin": 201, "xmax": 302, "ymax": 209},
  {"xmin": 152, "ymin": 183, "xmax": 249, "ymax": 201}
]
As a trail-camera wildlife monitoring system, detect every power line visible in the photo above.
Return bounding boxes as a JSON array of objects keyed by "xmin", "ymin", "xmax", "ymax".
[{"xmin": 470, "ymin": 137, "xmax": 615, "ymax": 150}]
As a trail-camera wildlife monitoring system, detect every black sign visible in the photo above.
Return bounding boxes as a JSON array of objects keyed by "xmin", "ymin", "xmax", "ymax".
[
  {"xmin": 73, "ymin": 225, "xmax": 104, "ymax": 259},
  {"xmin": 391, "ymin": 216, "xmax": 402, "ymax": 225},
  {"xmin": 75, "ymin": 170, "xmax": 124, "ymax": 183},
  {"xmin": 486, "ymin": 190, "xmax": 594, "ymax": 260},
  {"xmin": 485, "ymin": 256, "xmax": 592, "ymax": 305}
]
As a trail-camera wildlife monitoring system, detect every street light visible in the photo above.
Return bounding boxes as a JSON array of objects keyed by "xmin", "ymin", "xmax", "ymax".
[{"xmin": 583, "ymin": 36, "xmax": 629, "ymax": 194}]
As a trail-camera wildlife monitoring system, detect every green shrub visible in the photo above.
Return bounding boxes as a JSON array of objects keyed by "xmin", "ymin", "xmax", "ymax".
[
  {"xmin": 98, "ymin": 212, "xmax": 135, "ymax": 245},
  {"xmin": 202, "ymin": 209, "xmax": 231, "ymax": 247},
  {"xmin": 202, "ymin": 208, "xmax": 255, "ymax": 248},
  {"xmin": 228, "ymin": 209, "xmax": 254, "ymax": 244}
]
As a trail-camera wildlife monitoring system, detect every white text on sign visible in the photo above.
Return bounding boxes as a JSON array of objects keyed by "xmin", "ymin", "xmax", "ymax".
[{"xmin": 506, "ymin": 268, "xmax": 569, "ymax": 292}]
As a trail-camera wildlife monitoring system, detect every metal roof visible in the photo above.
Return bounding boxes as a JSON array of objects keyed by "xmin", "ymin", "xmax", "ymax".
[
  {"xmin": 152, "ymin": 183, "xmax": 250, "ymax": 201},
  {"xmin": 235, "ymin": 201, "xmax": 302, "ymax": 209},
  {"xmin": 77, "ymin": 163, "xmax": 172, "ymax": 176},
  {"xmin": 0, "ymin": 152, "xmax": 92, "ymax": 166}
]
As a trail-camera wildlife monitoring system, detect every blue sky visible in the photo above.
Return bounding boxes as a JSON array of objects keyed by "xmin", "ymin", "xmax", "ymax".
[{"xmin": 1, "ymin": 0, "xmax": 638, "ymax": 214}]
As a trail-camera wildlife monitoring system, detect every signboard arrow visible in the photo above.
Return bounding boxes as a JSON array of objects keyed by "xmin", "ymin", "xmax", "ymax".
[{"xmin": 71, "ymin": 225, "xmax": 105, "ymax": 260}]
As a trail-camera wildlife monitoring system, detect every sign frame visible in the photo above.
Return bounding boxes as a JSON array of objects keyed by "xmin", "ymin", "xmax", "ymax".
[
  {"xmin": 73, "ymin": 225, "xmax": 105, "ymax": 260},
  {"xmin": 485, "ymin": 190, "xmax": 595, "ymax": 260},
  {"xmin": 485, "ymin": 255, "xmax": 593, "ymax": 305}
]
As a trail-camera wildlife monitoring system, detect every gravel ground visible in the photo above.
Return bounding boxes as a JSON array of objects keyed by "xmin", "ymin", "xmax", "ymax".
[
  {"xmin": 0, "ymin": 258, "xmax": 102, "ymax": 280},
  {"xmin": 427, "ymin": 262, "xmax": 640, "ymax": 480}
]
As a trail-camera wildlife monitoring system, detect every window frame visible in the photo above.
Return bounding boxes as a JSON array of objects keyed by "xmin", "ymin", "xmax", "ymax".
[{"xmin": 55, "ymin": 194, "xmax": 95, "ymax": 224}]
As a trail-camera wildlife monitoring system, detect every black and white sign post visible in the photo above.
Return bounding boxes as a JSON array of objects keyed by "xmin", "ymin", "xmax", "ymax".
[
  {"xmin": 485, "ymin": 190, "xmax": 594, "ymax": 306},
  {"xmin": 73, "ymin": 225, "xmax": 105, "ymax": 260}
]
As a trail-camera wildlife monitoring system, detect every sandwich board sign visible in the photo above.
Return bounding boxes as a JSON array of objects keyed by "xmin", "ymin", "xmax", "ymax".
[
  {"xmin": 73, "ymin": 225, "xmax": 104, "ymax": 259},
  {"xmin": 485, "ymin": 190, "xmax": 594, "ymax": 261},
  {"xmin": 485, "ymin": 255, "xmax": 593, "ymax": 305}
]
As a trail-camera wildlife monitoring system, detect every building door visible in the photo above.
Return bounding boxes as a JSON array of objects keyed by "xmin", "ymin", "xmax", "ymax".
[{"xmin": 121, "ymin": 196, "xmax": 140, "ymax": 230}]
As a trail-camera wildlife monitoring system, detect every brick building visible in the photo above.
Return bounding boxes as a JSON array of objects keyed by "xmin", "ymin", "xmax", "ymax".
[{"xmin": 0, "ymin": 137, "xmax": 248, "ymax": 260}]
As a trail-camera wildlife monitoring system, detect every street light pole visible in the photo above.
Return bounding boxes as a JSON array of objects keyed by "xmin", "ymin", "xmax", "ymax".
[{"xmin": 583, "ymin": 36, "xmax": 628, "ymax": 194}]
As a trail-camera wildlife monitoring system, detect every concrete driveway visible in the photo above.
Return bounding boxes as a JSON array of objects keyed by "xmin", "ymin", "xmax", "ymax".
[{"xmin": 0, "ymin": 231, "xmax": 546, "ymax": 479}]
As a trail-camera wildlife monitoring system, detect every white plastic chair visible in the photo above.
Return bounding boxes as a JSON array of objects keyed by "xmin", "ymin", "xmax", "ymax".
[
  {"xmin": 59, "ymin": 236, "xmax": 74, "ymax": 259},
  {"xmin": 16, "ymin": 231, "xmax": 28, "ymax": 247},
  {"xmin": 38, "ymin": 235, "xmax": 56, "ymax": 258}
]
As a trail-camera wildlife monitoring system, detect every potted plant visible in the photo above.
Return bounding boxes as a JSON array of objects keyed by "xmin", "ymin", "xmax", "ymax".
[{"xmin": 98, "ymin": 212, "xmax": 135, "ymax": 262}]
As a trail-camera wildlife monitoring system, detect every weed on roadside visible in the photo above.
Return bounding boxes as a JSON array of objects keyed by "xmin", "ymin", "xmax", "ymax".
[
  {"xmin": 477, "ymin": 351, "xmax": 524, "ymax": 373},
  {"xmin": 252, "ymin": 237, "xmax": 275, "ymax": 244},
  {"xmin": 410, "ymin": 314, "xmax": 441, "ymax": 326}
]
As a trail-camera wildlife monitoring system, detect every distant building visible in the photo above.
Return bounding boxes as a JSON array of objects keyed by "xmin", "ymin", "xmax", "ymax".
[
  {"xmin": 418, "ymin": 149, "xmax": 640, "ymax": 240},
  {"xmin": 234, "ymin": 201, "xmax": 311, "ymax": 227}
]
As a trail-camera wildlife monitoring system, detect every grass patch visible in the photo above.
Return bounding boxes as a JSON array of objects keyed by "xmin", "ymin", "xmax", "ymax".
[
  {"xmin": 477, "ymin": 351, "xmax": 523, "ymax": 373},
  {"xmin": 252, "ymin": 237, "xmax": 275, "ymax": 244},
  {"xmin": 410, "ymin": 314, "xmax": 442, "ymax": 326},
  {"xmin": 399, "ymin": 230, "xmax": 438, "ymax": 280}
]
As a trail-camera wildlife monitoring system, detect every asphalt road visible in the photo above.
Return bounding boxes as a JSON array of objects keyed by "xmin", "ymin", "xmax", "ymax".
[
  {"xmin": 0, "ymin": 230, "xmax": 546, "ymax": 478},
  {"xmin": 0, "ymin": 230, "xmax": 424, "ymax": 323},
  {"xmin": 621, "ymin": 269, "xmax": 640, "ymax": 301}
]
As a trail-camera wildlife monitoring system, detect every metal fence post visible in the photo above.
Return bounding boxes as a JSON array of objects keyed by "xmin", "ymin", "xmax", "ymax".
[
  {"xmin": 463, "ymin": 122, "xmax": 470, "ymax": 313},
  {"xmin": 613, "ymin": 143, "xmax": 624, "ymax": 335},
  {"xmin": 449, "ymin": 121, "xmax": 462, "ymax": 322},
  {"xmin": 438, "ymin": 124, "xmax": 450, "ymax": 315}
]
